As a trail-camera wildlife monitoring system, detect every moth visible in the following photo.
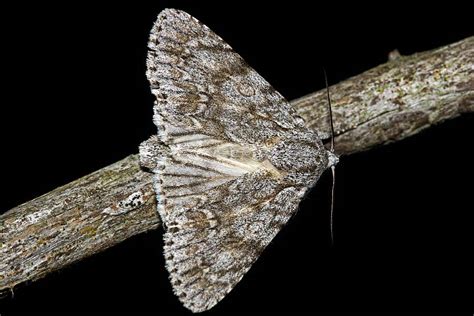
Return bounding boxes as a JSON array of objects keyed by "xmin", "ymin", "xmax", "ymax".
[{"xmin": 139, "ymin": 8, "xmax": 338, "ymax": 312}]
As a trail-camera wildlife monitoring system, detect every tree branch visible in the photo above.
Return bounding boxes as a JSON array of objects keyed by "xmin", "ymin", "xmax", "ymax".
[
  {"xmin": 294, "ymin": 36, "xmax": 473, "ymax": 154},
  {"xmin": 0, "ymin": 36, "xmax": 472, "ymax": 294}
]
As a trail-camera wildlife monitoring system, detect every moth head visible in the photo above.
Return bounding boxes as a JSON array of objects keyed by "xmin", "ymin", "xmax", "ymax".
[{"xmin": 327, "ymin": 150, "xmax": 339, "ymax": 168}]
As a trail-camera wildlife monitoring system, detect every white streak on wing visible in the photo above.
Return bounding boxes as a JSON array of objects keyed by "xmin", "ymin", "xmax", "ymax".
[
  {"xmin": 171, "ymin": 134, "xmax": 224, "ymax": 149},
  {"xmin": 164, "ymin": 162, "xmax": 223, "ymax": 177},
  {"xmin": 175, "ymin": 152, "xmax": 258, "ymax": 177},
  {"xmin": 165, "ymin": 176, "xmax": 233, "ymax": 197},
  {"xmin": 172, "ymin": 133, "xmax": 212, "ymax": 144}
]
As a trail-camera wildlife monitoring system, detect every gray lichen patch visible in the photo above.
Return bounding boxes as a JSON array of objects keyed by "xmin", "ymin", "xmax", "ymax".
[{"xmin": 102, "ymin": 191, "xmax": 146, "ymax": 215}]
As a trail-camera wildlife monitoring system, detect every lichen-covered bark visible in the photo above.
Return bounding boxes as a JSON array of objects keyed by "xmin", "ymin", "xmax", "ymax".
[
  {"xmin": 0, "ymin": 36, "xmax": 473, "ymax": 294},
  {"xmin": 0, "ymin": 156, "xmax": 160, "ymax": 291},
  {"xmin": 293, "ymin": 36, "xmax": 474, "ymax": 154}
]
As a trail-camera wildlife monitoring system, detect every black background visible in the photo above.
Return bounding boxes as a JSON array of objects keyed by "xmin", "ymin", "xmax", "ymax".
[{"xmin": 1, "ymin": 1, "xmax": 472, "ymax": 315}]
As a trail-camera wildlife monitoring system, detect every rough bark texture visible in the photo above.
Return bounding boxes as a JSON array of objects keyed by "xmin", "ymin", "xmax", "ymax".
[
  {"xmin": 293, "ymin": 36, "xmax": 474, "ymax": 154},
  {"xmin": 0, "ymin": 36, "xmax": 473, "ymax": 295}
]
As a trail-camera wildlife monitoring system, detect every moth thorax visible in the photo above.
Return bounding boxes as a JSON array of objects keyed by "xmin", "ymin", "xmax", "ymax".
[{"xmin": 268, "ymin": 140, "xmax": 328, "ymax": 173}]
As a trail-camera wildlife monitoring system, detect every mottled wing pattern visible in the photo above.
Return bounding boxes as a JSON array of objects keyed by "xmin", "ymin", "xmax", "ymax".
[
  {"xmin": 146, "ymin": 9, "xmax": 306, "ymax": 143},
  {"xmin": 143, "ymin": 8, "xmax": 330, "ymax": 312},
  {"xmin": 162, "ymin": 178, "xmax": 308, "ymax": 312}
]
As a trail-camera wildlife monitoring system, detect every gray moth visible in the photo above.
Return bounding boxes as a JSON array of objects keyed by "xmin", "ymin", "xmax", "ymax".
[{"xmin": 139, "ymin": 8, "xmax": 338, "ymax": 313}]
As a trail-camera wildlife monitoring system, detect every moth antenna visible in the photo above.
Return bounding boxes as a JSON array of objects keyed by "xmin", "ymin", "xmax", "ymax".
[
  {"xmin": 323, "ymin": 68, "xmax": 336, "ymax": 245},
  {"xmin": 330, "ymin": 165, "xmax": 336, "ymax": 245},
  {"xmin": 323, "ymin": 68, "xmax": 335, "ymax": 153}
]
